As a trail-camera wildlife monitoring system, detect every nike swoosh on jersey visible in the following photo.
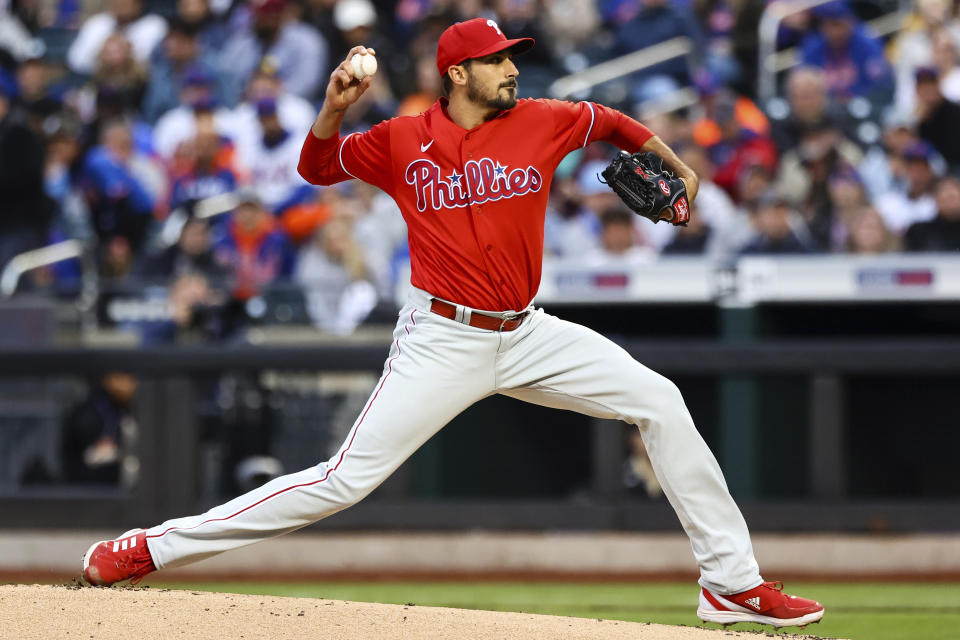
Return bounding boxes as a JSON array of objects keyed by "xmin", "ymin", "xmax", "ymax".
[{"xmin": 420, "ymin": 140, "xmax": 434, "ymax": 152}]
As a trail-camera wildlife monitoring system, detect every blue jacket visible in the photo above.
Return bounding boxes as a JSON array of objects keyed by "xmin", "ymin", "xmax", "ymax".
[
  {"xmin": 82, "ymin": 147, "xmax": 154, "ymax": 217},
  {"xmin": 800, "ymin": 24, "xmax": 893, "ymax": 102}
]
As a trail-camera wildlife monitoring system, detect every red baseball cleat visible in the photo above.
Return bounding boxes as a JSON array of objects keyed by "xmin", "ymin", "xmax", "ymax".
[
  {"xmin": 81, "ymin": 529, "xmax": 156, "ymax": 586},
  {"xmin": 697, "ymin": 580, "xmax": 824, "ymax": 629}
]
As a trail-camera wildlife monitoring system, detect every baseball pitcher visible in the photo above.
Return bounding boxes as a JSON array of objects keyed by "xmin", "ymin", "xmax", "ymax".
[{"xmin": 82, "ymin": 19, "xmax": 823, "ymax": 630}]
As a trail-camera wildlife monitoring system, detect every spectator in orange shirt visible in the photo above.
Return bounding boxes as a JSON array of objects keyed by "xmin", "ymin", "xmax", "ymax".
[
  {"xmin": 213, "ymin": 190, "xmax": 294, "ymax": 300},
  {"xmin": 692, "ymin": 74, "xmax": 769, "ymax": 149},
  {"xmin": 697, "ymin": 88, "xmax": 778, "ymax": 201}
]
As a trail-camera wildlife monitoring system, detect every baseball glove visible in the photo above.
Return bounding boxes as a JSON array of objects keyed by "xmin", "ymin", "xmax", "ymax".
[{"xmin": 600, "ymin": 150, "xmax": 690, "ymax": 225}]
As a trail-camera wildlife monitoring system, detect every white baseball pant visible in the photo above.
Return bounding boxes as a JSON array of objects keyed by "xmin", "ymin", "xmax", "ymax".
[{"xmin": 145, "ymin": 286, "xmax": 762, "ymax": 594}]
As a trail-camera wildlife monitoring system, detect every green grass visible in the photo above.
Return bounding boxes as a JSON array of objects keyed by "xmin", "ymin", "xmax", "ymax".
[{"xmin": 151, "ymin": 580, "xmax": 960, "ymax": 640}]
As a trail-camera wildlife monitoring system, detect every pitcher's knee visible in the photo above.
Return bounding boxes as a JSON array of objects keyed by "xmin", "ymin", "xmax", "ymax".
[
  {"xmin": 324, "ymin": 471, "xmax": 381, "ymax": 507},
  {"xmin": 631, "ymin": 373, "xmax": 691, "ymax": 428},
  {"xmin": 644, "ymin": 373, "xmax": 685, "ymax": 409}
]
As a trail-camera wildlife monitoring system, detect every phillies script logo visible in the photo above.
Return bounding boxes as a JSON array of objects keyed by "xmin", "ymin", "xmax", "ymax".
[{"xmin": 404, "ymin": 158, "xmax": 543, "ymax": 212}]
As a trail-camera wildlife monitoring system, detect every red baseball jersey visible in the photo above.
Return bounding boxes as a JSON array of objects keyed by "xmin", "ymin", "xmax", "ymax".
[{"xmin": 298, "ymin": 98, "xmax": 654, "ymax": 311}]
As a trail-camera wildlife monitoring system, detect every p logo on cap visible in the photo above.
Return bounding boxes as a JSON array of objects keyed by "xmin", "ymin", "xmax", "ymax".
[{"xmin": 436, "ymin": 18, "xmax": 535, "ymax": 76}]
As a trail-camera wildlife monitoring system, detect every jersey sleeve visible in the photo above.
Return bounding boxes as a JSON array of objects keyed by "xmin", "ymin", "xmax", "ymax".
[
  {"xmin": 297, "ymin": 119, "xmax": 394, "ymax": 193},
  {"xmin": 545, "ymin": 99, "xmax": 655, "ymax": 155}
]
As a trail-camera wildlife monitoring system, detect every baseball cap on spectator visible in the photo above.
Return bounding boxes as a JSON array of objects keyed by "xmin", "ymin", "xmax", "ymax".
[
  {"xmin": 829, "ymin": 165, "xmax": 863, "ymax": 185},
  {"xmin": 813, "ymin": 0, "xmax": 854, "ymax": 20},
  {"xmin": 436, "ymin": 18, "xmax": 535, "ymax": 76},
  {"xmin": 184, "ymin": 66, "xmax": 212, "ymax": 88},
  {"xmin": 693, "ymin": 69, "xmax": 720, "ymax": 97},
  {"xmin": 253, "ymin": 0, "xmax": 286, "ymax": 15},
  {"xmin": 183, "ymin": 67, "xmax": 216, "ymax": 110},
  {"xmin": 256, "ymin": 97, "xmax": 278, "ymax": 117},
  {"xmin": 334, "ymin": 0, "xmax": 376, "ymax": 31},
  {"xmin": 903, "ymin": 140, "xmax": 936, "ymax": 163},
  {"xmin": 915, "ymin": 65, "xmax": 939, "ymax": 83}
]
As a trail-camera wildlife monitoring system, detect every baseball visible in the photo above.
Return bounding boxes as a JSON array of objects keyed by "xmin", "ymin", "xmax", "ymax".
[{"xmin": 350, "ymin": 53, "xmax": 378, "ymax": 80}]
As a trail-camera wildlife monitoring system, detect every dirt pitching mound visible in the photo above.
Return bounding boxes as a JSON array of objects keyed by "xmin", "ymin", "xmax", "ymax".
[{"xmin": 1, "ymin": 584, "xmax": 831, "ymax": 640}]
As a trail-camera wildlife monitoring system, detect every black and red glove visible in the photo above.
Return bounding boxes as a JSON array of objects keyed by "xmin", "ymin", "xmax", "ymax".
[{"xmin": 600, "ymin": 151, "xmax": 690, "ymax": 225}]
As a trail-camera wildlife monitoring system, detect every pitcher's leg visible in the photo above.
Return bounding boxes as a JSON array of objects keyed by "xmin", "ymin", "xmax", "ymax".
[
  {"xmin": 498, "ymin": 311, "xmax": 761, "ymax": 594},
  {"xmin": 146, "ymin": 309, "xmax": 495, "ymax": 569}
]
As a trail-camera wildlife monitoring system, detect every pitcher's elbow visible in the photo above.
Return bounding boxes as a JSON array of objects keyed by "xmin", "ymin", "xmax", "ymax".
[{"xmin": 298, "ymin": 162, "xmax": 328, "ymax": 186}]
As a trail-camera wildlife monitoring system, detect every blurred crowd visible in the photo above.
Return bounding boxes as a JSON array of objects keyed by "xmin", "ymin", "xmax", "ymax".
[{"xmin": 2, "ymin": 0, "xmax": 960, "ymax": 343}]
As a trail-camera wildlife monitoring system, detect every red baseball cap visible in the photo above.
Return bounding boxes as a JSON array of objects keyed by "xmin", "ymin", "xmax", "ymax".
[
  {"xmin": 253, "ymin": 0, "xmax": 286, "ymax": 15},
  {"xmin": 436, "ymin": 18, "xmax": 534, "ymax": 76}
]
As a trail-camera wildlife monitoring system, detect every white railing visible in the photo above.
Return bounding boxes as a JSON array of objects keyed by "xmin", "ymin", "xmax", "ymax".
[
  {"xmin": 539, "ymin": 254, "xmax": 960, "ymax": 305},
  {"xmin": 194, "ymin": 191, "xmax": 243, "ymax": 220},
  {"xmin": 735, "ymin": 254, "xmax": 960, "ymax": 303},
  {"xmin": 158, "ymin": 190, "xmax": 246, "ymax": 248},
  {"xmin": 1, "ymin": 240, "xmax": 84, "ymax": 297},
  {"xmin": 2, "ymin": 190, "xmax": 242, "ymax": 299},
  {"xmin": 393, "ymin": 254, "xmax": 960, "ymax": 307},
  {"xmin": 549, "ymin": 37, "xmax": 694, "ymax": 99}
]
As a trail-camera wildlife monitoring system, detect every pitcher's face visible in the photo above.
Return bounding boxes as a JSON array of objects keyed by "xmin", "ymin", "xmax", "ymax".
[{"xmin": 465, "ymin": 51, "xmax": 519, "ymax": 111}]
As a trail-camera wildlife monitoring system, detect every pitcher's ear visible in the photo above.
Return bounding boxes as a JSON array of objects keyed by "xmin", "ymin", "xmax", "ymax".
[{"xmin": 449, "ymin": 64, "xmax": 468, "ymax": 86}]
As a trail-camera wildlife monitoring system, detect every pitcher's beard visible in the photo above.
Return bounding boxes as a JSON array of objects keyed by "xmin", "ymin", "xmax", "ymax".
[
  {"xmin": 468, "ymin": 78, "xmax": 518, "ymax": 111},
  {"xmin": 489, "ymin": 88, "xmax": 517, "ymax": 110}
]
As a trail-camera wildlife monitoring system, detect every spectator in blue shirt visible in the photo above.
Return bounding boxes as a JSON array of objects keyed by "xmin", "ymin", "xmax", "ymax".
[
  {"xmin": 168, "ymin": 117, "xmax": 240, "ymax": 212},
  {"xmin": 81, "ymin": 118, "xmax": 155, "ymax": 252},
  {"xmin": 800, "ymin": 1, "xmax": 894, "ymax": 105}
]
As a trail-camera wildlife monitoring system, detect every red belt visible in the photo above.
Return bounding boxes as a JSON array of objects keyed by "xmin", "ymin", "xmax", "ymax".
[{"xmin": 429, "ymin": 299, "xmax": 528, "ymax": 332}]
